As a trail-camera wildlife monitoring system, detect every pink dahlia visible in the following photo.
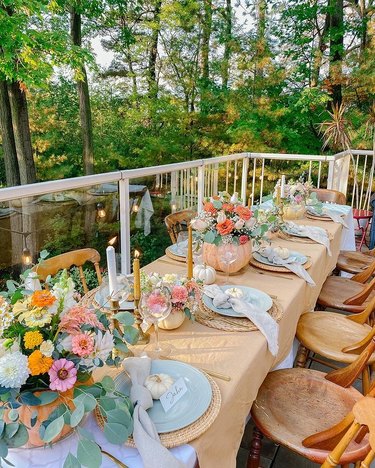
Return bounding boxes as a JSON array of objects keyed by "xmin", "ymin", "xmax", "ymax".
[
  {"xmin": 146, "ymin": 292, "xmax": 168, "ymax": 314},
  {"xmin": 48, "ymin": 359, "xmax": 77, "ymax": 392},
  {"xmin": 71, "ymin": 333, "xmax": 95, "ymax": 357},
  {"xmin": 239, "ymin": 234, "xmax": 249, "ymax": 245},
  {"xmin": 171, "ymin": 285, "xmax": 188, "ymax": 304},
  {"xmin": 59, "ymin": 306, "xmax": 104, "ymax": 334}
]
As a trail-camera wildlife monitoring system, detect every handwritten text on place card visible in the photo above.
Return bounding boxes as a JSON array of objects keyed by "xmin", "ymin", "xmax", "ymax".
[{"xmin": 159, "ymin": 377, "xmax": 187, "ymax": 413}]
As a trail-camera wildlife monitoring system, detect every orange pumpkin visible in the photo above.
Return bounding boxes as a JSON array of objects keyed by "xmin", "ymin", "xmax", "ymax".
[{"xmin": 202, "ymin": 241, "xmax": 252, "ymax": 273}]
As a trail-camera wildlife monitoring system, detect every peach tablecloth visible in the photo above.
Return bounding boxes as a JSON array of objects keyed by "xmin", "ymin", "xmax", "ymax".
[{"xmin": 138, "ymin": 217, "xmax": 343, "ymax": 468}]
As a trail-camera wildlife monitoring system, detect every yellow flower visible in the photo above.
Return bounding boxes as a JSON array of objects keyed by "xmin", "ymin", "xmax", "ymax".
[
  {"xmin": 24, "ymin": 331, "xmax": 43, "ymax": 349},
  {"xmin": 28, "ymin": 350, "xmax": 54, "ymax": 376},
  {"xmin": 18, "ymin": 308, "xmax": 52, "ymax": 328}
]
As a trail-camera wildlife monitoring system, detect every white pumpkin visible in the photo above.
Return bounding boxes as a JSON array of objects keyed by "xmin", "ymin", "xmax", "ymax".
[
  {"xmin": 144, "ymin": 374, "xmax": 174, "ymax": 399},
  {"xmin": 193, "ymin": 264, "xmax": 216, "ymax": 285},
  {"xmin": 274, "ymin": 246, "xmax": 290, "ymax": 259},
  {"xmin": 226, "ymin": 287, "xmax": 244, "ymax": 298}
]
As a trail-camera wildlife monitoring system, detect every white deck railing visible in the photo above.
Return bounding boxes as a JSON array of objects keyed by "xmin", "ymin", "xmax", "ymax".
[{"xmin": 0, "ymin": 149, "xmax": 373, "ymax": 273}]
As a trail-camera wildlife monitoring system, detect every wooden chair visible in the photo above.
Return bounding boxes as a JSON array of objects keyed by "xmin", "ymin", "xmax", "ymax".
[
  {"xmin": 33, "ymin": 248, "xmax": 102, "ymax": 294},
  {"xmin": 322, "ymin": 396, "xmax": 375, "ymax": 467},
  {"xmin": 337, "ymin": 249, "xmax": 375, "ymax": 276},
  {"xmin": 248, "ymin": 339, "xmax": 375, "ymax": 468},
  {"xmin": 296, "ymin": 297, "xmax": 375, "ymax": 394},
  {"xmin": 317, "ymin": 261, "xmax": 375, "ymax": 314},
  {"xmin": 310, "ymin": 188, "xmax": 347, "ymax": 205},
  {"xmin": 164, "ymin": 209, "xmax": 196, "ymax": 244}
]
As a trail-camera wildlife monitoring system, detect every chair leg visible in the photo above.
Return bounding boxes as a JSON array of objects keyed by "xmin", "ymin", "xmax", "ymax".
[
  {"xmin": 247, "ymin": 426, "xmax": 263, "ymax": 468},
  {"xmin": 362, "ymin": 366, "xmax": 371, "ymax": 394},
  {"xmin": 295, "ymin": 345, "xmax": 310, "ymax": 368}
]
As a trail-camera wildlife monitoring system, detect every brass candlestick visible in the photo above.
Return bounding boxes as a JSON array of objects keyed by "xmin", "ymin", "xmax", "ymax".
[
  {"xmin": 133, "ymin": 298, "xmax": 150, "ymax": 345},
  {"xmin": 109, "ymin": 298, "xmax": 134, "ymax": 360}
]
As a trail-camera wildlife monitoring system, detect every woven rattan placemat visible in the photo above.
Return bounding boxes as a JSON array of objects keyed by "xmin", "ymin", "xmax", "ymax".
[
  {"xmin": 249, "ymin": 255, "xmax": 312, "ymax": 273},
  {"xmin": 95, "ymin": 373, "xmax": 221, "ymax": 448},
  {"xmin": 165, "ymin": 247, "xmax": 187, "ymax": 263}
]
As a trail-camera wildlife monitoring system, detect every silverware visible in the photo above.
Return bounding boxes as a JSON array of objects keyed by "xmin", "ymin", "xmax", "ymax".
[
  {"xmin": 100, "ymin": 447, "xmax": 129, "ymax": 467},
  {"xmin": 200, "ymin": 313, "xmax": 250, "ymax": 329},
  {"xmin": 253, "ymin": 270, "xmax": 294, "ymax": 281},
  {"xmin": 161, "ymin": 356, "xmax": 231, "ymax": 382}
]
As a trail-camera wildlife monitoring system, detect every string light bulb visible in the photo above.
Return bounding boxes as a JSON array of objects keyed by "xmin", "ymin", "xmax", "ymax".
[
  {"xmin": 96, "ymin": 203, "xmax": 106, "ymax": 219},
  {"xmin": 22, "ymin": 248, "xmax": 32, "ymax": 266}
]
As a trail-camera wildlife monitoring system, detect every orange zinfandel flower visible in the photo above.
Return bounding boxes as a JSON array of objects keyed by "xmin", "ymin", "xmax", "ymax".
[{"xmin": 30, "ymin": 290, "xmax": 56, "ymax": 308}]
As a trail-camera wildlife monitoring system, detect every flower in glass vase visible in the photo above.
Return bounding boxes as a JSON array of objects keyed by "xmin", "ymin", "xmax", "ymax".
[{"xmin": 0, "ymin": 267, "xmax": 138, "ymax": 467}]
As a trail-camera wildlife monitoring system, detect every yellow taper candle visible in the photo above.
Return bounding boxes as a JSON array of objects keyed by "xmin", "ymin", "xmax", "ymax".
[
  {"xmin": 276, "ymin": 185, "xmax": 281, "ymax": 206},
  {"xmin": 133, "ymin": 250, "xmax": 141, "ymax": 301},
  {"xmin": 187, "ymin": 225, "xmax": 193, "ymax": 279}
]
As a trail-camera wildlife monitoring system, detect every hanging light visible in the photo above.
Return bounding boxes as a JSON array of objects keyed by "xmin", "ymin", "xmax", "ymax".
[
  {"xmin": 96, "ymin": 203, "xmax": 106, "ymax": 219},
  {"xmin": 22, "ymin": 248, "xmax": 32, "ymax": 266},
  {"xmin": 170, "ymin": 200, "xmax": 177, "ymax": 213},
  {"xmin": 108, "ymin": 235, "xmax": 118, "ymax": 246},
  {"xmin": 132, "ymin": 199, "xmax": 139, "ymax": 213}
]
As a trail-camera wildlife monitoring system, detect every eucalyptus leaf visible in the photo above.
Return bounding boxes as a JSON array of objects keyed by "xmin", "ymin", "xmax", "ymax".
[
  {"xmin": 106, "ymin": 408, "xmax": 131, "ymax": 426},
  {"xmin": 0, "ymin": 421, "xmax": 4, "ymax": 438},
  {"xmin": 113, "ymin": 311, "xmax": 134, "ymax": 326},
  {"xmin": 37, "ymin": 391, "xmax": 59, "ymax": 406},
  {"xmin": 104, "ymin": 422, "xmax": 129, "ymax": 445},
  {"xmin": 30, "ymin": 410, "xmax": 38, "ymax": 428},
  {"xmin": 203, "ymin": 231, "xmax": 216, "ymax": 244},
  {"xmin": 63, "ymin": 453, "xmax": 81, "ymax": 468},
  {"xmin": 123, "ymin": 327, "xmax": 139, "ymax": 345},
  {"xmin": 70, "ymin": 404, "xmax": 85, "ymax": 428},
  {"xmin": 73, "ymin": 393, "xmax": 97, "ymax": 412},
  {"xmin": 0, "ymin": 439, "xmax": 8, "ymax": 458},
  {"xmin": 7, "ymin": 410, "xmax": 18, "ymax": 422},
  {"xmin": 42, "ymin": 416, "xmax": 65, "ymax": 443},
  {"xmin": 2, "ymin": 457, "xmax": 15, "ymax": 466},
  {"xmin": 98, "ymin": 397, "xmax": 116, "ymax": 412},
  {"xmin": 6, "ymin": 424, "xmax": 28, "ymax": 448},
  {"xmin": 4, "ymin": 423, "xmax": 19, "ymax": 440},
  {"xmin": 19, "ymin": 392, "xmax": 41, "ymax": 406},
  {"xmin": 100, "ymin": 376, "xmax": 115, "ymax": 393},
  {"xmin": 76, "ymin": 426, "xmax": 95, "ymax": 441},
  {"xmin": 77, "ymin": 438, "xmax": 102, "ymax": 468}
]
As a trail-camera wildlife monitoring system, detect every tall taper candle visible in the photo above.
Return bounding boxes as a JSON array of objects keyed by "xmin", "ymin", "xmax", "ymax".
[
  {"xmin": 133, "ymin": 250, "xmax": 141, "ymax": 301},
  {"xmin": 276, "ymin": 185, "xmax": 281, "ymax": 206},
  {"xmin": 187, "ymin": 225, "xmax": 193, "ymax": 279},
  {"xmin": 280, "ymin": 175, "xmax": 286, "ymax": 198},
  {"xmin": 106, "ymin": 246, "xmax": 118, "ymax": 298}
]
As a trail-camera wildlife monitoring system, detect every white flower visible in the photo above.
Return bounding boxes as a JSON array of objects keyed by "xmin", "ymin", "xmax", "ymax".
[
  {"xmin": 190, "ymin": 218, "xmax": 208, "ymax": 231},
  {"xmin": 230, "ymin": 192, "xmax": 239, "ymax": 203},
  {"xmin": 216, "ymin": 211, "xmax": 226, "ymax": 223},
  {"xmin": 0, "ymin": 352, "xmax": 29, "ymax": 388},
  {"xmin": 40, "ymin": 340, "xmax": 54, "ymax": 357},
  {"xmin": 24, "ymin": 272, "xmax": 42, "ymax": 292},
  {"xmin": 0, "ymin": 300, "xmax": 13, "ymax": 335},
  {"xmin": 162, "ymin": 274, "xmax": 178, "ymax": 284},
  {"xmin": 149, "ymin": 273, "xmax": 162, "ymax": 285},
  {"xmin": 234, "ymin": 219, "xmax": 245, "ymax": 229},
  {"xmin": 53, "ymin": 271, "xmax": 77, "ymax": 316},
  {"xmin": 94, "ymin": 331, "xmax": 114, "ymax": 361},
  {"xmin": 245, "ymin": 218, "xmax": 256, "ymax": 229}
]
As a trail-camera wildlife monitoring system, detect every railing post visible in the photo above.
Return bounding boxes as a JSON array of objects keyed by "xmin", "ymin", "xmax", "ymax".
[
  {"xmin": 327, "ymin": 160, "xmax": 335, "ymax": 189},
  {"xmin": 197, "ymin": 165, "xmax": 205, "ymax": 213},
  {"xmin": 241, "ymin": 156, "xmax": 249, "ymax": 205},
  {"xmin": 119, "ymin": 178, "xmax": 131, "ymax": 275}
]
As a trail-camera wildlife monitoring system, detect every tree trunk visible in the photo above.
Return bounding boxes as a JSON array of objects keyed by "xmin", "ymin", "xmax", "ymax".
[
  {"xmin": 328, "ymin": 0, "xmax": 344, "ymax": 107},
  {"xmin": 148, "ymin": 0, "xmax": 162, "ymax": 100},
  {"xmin": 255, "ymin": 0, "xmax": 266, "ymax": 81},
  {"xmin": 311, "ymin": 5, "xmax": 330, "ymax": 88},
  {"xmin": 201, "ymin": 0, "xmax": 213, "ymax": 81},
  {"xmin": 70, "ymin": 8, "xmax": 94, "ymax": 175},
  {"xmin": 7, "ymin": 81, "xmax": 36, "ymax": 184},
  {"xmin": 0, "ymin": 80, "xmax": 20, "ymax": 186},
  {"xmin": 221, "ymin": 0, "xmax": 232, "ymax": 89}
]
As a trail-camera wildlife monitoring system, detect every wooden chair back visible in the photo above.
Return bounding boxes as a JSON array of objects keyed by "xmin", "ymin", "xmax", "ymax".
[
  {"xmin": 310, "ymin": 189, "xmax": 346, "ymax": 205},
  {"xmin": 344, "ymin": 277, "xmax": 375, "ymax": 306},
  {"xmin": 352, "ymin": 260, "xmax": 375, "ymax": 284},
  {"xmin": 33, "ymin": 248, "xmax": 102, "ymax": 294},
  {"xmin": 164, "ymin": 209, "xmax": 196, "ymax": 244},
  {"xmin": 321, "ymin": 396, "xmax": 375, "ymax": 467}
]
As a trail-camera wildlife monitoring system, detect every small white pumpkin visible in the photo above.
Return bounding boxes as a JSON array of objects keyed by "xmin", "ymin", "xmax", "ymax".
[
  {"xmin": 144, "ymin": 374, "xmax": 174, "ymax": 399},
  {"xmin": 193, "ymin": 264, "xmax": 216, "ymax": 285},
  {"xmin": 274, "ymin": 246, "xmax": 290, "ymax": 259},
  {"xmin": 226, "ymin": 287, "xmax": 244, "ymax": 298}
]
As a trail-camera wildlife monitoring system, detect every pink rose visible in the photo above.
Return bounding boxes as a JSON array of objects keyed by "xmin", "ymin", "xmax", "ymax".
[
  {"xmin": 239, "ymin": 235, "xmax": 249, "ymax": 245},
  {"xmin": 171, "ymin": 285, "xmax": 188, "ymax": 304}
]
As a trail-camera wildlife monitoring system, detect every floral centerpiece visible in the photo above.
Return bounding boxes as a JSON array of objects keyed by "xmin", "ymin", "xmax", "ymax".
[
  {"xmin": 191, "ymin": 192, "xmax": 274, "ymax": 272},
  {"xmin": 274, "ymin": 179, "xmax": 313, "ymax": 220},
  {"xmin": 0, "ymin": 268, "xmax": 138, "ymax": 467},
  {"xmin": 140, "ymin": 272, "xmax": 200, "ymax": 329}
]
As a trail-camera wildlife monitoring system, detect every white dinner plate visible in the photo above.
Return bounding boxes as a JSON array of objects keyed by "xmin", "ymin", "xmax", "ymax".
[
  {"xmin": 253, "ymin": 250, "xmax": 307, "ymax": 266},
  {"xmin": 202, "ymin": 285, "xmax": 273, "ymax": 318},
  {"xmin": 167, "ymin": 242, "xmax": 188, "ymax": 258},
  {"xmin": 115, "ymin": 360, "xmax": 212, "ymax": 433}
]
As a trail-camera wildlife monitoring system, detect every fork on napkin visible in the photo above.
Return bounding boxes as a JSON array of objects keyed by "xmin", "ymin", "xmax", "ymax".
[
  {"xmin": 284, "ymin": 222, "xmax": 332, "ymax": 256},
  {"xmin": 123, "ymin": 357, "xmax": 185, "ymax": 468},
  {"xmin": 258, "ymin": 247, "xmax": 316, "ymax": 286},
  {"xmin": 203, "ymin": 285, "xmax": 279, "ymax": 356}
]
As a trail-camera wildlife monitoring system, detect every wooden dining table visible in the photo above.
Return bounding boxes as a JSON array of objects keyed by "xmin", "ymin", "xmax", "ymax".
[{"xmin": 124, "ymin": 216, "xmax": 344, "ymax": 468}]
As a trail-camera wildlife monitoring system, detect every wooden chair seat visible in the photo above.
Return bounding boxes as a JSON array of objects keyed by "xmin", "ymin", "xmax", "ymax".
[
  {"xmin": 337, "ymin": 250, "xmax": 374, "ymax": 275},
  {"xmin": 251, "ymin": 368, "xmax": 368, "ymax": 465},
  {"xmin": 296, "ymin": 312, "xmax": 374, "ymax": 364},
  {"xmin": 317, "ymin": 276, "xmax": 375, "ymax": 313}
]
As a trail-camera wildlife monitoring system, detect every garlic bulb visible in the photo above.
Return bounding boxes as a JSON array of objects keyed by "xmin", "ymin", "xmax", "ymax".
[{"xmin": 144, "ymin": 373, "xmax": 174, "ymax": 399}]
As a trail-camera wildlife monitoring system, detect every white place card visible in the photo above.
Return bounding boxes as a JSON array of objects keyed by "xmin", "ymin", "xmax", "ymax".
[{"xmin": 159, "ymin": 377, "xmax": 188, "ymax": 413}]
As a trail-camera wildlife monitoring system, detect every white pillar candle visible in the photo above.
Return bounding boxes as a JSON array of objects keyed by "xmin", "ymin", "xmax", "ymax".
[
  {"xmin": 280, "ymin": 175, "xmax": 286, "ymax": 198},
  {"xmin": 106, "ymin": 246, "xmax": 118, "ymax": 297}
]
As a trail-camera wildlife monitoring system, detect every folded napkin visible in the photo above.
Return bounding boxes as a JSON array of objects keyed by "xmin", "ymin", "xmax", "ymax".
[
  {"xmin": 203, "ymin": 285, "xmax": 279, "ymax": 356},
  {"xmin": 123, "ymin": 357, "xmax": 185, "ymax": 468},
  {"xmin": 308, "ymin": 206, "xmax": 348, "ymax": 228},
  {"xmin": 284, "ymin": 221, "xmax": 332, "ymax": 256},
  {"xmin": 259, "ymin": 247, "xmax": 316, "ymax": 286}
]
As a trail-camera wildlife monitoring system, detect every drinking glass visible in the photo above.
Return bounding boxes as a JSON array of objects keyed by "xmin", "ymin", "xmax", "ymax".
[
  {"xmin": 139, "ymin": 285, "xmax": 172, "ymax": 358},
  {"xmin": 176, "ymin": 231, "xmax": 188, "ymax": 256},
  {"xmin": 193, "ymin": 237, "xmax": 203, "ymax": 266},
  {"xmin": 218, "ymin": 244, "xmax": 238, "ymax": 284}
]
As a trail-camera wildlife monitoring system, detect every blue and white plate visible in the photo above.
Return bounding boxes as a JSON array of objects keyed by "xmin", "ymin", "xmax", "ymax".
[
  {"xmin": 283, "ymin": 224, "xmax": 309, "ymax": 238},
  {"xmin": 306, "ymin": 206, "xmax": 344, "ymax": 218},
  {"xmin": 116, "ymin": 360, "xmax": 212, "ymax": 433},
  {"xmin": 203, "ymin": 285, "xmax": 273, "ymax": 318},
  {"xmin": 253, "ymin": 250, "xmax": 307, "ymax": 266},
  {"xmin": 166, "ymin": 242, "xmax": 188, "ymax": 258}
]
